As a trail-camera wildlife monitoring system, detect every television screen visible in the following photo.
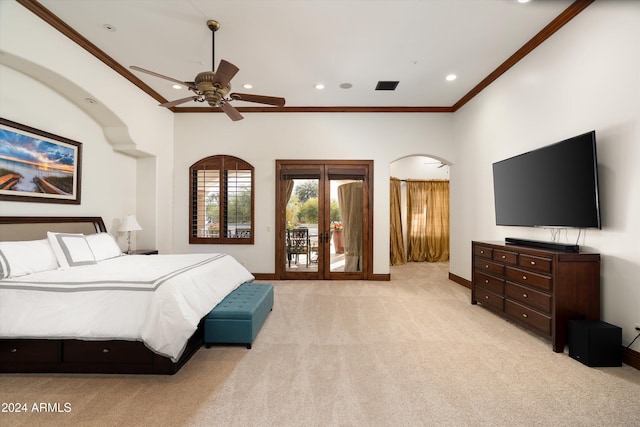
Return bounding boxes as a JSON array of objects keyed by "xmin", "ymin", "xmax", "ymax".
[{"xmin": 492, "ymin": 131, "xmax": 601, "ymax": 229}]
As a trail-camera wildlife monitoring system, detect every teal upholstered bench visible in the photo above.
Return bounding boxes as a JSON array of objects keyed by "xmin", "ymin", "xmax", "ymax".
[{"xmin": 204, "ymin": 283, "xmax": 274, "ymax": 349}]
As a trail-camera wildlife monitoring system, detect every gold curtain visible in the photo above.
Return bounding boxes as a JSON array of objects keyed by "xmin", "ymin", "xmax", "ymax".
[
  {"xmin": 286, "ymin": 179, "xmax": 294, "ymax": 204},
  {"xmin": 389, "ymin": 177, "xmax": 406, "ymax": 265},
  {"xmin": 406, "ymin": 180, "xmax": 449, "ymax": 262},
  {"xmin": 337, "ymin": 182, "xmax": 363, "ymax": 272},
  {"xmin": 406, "ymin": 180, "xmax": 429, "ymax": 262},
  {"xmin": 425, "ymin": 180, "xmax": 449, "ymax": 262}
]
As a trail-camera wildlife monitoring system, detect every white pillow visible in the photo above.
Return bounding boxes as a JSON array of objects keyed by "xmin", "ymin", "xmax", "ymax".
[
  {"xmin": 47, "ymin": 232, "xmax": 96, "ymax": 269},
  {"xmin": 0, "ymin": 239, "xmax": 59, "ymax": 279},
  {"xmin": 85, "ymin": 232, "xmax": 122, "ymax": 261}
]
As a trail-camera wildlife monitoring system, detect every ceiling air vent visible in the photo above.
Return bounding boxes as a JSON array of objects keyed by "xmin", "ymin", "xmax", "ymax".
[{"xmin": 375, "ymin": 81, "xmax": 399, "ymax": 91}]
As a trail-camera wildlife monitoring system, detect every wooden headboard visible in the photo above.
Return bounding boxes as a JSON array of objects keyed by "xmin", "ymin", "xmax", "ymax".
[{"xmin": 0, "ymin": 216, "xmax": 106, "ymax": 242}]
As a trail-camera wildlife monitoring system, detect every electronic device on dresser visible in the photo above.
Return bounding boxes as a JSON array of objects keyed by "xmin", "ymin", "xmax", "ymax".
[
  {"xmin": 471, "ymin": 241, "xmax": 600, "ymax": 353},
  {"xmin": 492, "ymin": 130, "xmax": 601, "ymax": 252}
]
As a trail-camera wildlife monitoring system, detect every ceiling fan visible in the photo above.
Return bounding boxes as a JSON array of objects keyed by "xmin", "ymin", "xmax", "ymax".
[{"xmin": 130, "ymin": 20, "xmax": 285, "ymax": 121}]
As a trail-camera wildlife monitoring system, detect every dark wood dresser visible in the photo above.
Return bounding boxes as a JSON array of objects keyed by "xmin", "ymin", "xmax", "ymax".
[{"xmin": 471, "ymin": 241, "xmax": 601, "ymax": 352}]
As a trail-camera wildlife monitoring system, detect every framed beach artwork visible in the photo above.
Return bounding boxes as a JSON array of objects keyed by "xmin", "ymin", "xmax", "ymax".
[{"xmin": 0, "ymin": 118, "xmax": 82, "ymax": 204}]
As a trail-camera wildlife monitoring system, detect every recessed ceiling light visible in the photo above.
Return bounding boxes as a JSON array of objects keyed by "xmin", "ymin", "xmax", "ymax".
[
  {"xmin": 102, "ymin": 24, "xmax": 116, "ymax": 32},
  {"xmin": 340, "ymin": 83, "xmax": 353, "ymax": 89},
  {"xmin": 518, "ymin": 0, "xmax": 531, "ymax": 3},
  {"xmin": 446, "ymin": 74, "xmax": 457, "ymax": 81},
  {"xmin": 243, "ymin": 83, "xmax": 253, "ymax": 89},
  {"xmin": 172, "ymin": 84, "xmax": 182, "ymax": 90},
  {"xmin": 315, "ymin": 84, "xmax": 325, "ymax": 90}
]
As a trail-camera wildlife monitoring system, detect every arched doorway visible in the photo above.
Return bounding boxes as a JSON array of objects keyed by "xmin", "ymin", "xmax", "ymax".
[{"xmin": 390, "ymin": 155, "xmax": 451, "ymax": 264}]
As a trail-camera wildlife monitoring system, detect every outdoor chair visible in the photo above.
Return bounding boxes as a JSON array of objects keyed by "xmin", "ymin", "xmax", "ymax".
[{"xmin": 286, "ymin": 228, "xmax": 310, "ymax": 268}]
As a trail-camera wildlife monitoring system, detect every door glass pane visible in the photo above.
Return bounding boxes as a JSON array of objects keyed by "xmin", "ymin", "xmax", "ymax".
[
  {"xmin": 285, "ymin": 179, "xmax": 319, "ymax": 272},
  {"xmin": 330, "ymin": 178, "xmax": 364, "ymax": 273}
]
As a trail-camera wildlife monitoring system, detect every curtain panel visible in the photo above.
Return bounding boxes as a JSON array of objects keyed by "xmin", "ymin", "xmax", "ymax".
[
  {"xmin": 389, "ymin": 177, "xmax": 406, "ymax": 265},
  {"xmin": 405, "ymin": 179, "xmax": 449, "ymax": 263}
]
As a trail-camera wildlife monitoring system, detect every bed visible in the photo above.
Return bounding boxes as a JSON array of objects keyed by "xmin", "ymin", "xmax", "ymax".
[{"xmin": 0, "ymin": 216, "xmax": 254, "ymax": 374}]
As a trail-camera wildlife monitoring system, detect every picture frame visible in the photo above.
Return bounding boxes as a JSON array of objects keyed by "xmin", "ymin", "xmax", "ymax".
[{"xmin": 0, "ymin": 118, "xmax": 82, "ymax": 204}]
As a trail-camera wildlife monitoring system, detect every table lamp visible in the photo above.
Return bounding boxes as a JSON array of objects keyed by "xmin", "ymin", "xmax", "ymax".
[{"xmin": 119, "ymin": 214, "xmax": 142, "ymax": 254}]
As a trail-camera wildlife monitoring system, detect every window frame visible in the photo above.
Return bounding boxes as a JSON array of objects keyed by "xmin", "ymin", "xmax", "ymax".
[{"xmin": 189, "ymin": 155, "xmax": 255, "ymax": 244}]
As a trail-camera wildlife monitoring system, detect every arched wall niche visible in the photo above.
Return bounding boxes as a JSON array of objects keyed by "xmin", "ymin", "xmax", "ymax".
[{"xmin": 0, "ymin": 51, "xmax": 150, "ymax": 158}]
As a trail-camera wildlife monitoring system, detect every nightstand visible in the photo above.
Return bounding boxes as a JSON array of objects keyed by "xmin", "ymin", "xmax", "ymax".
[{"xmin": 130, "ymin": 249, "xmax": 158, "ymax": 255}]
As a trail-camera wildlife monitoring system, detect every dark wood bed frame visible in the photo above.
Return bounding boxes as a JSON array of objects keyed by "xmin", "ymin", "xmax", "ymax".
[{"xmin": 0, "ymin": 216, "xmax": 204, "ymax": 375}]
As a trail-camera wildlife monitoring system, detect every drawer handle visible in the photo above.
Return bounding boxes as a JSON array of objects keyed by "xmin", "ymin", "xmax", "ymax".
[
  {"xmin": 522, "ymin": 313, "xmax": 528, "ymax": 318},
  {"xmin": 10, "ymin": 348, "xmax": 18, "ymax": 353},
  {"xmin": 485, "ymin": 295, "xmax": 489, "ymax": 299},
  {"xmin": 485, "ymin": 279, "xmax": 489, "ymax": 284},
  {"xmin": 501, "ymin": 255, "xmax": 506, "ymax": 259},
  {"xmin": 530, "ymin": 261, "xmax": 536, "ymax": 265},
  {"xmin": 480, "ymin": 250, "xmax": 485, "ymax": 254},
  {"xmin": 102, "ymin": 348, "xmax": 110, "ymax": 354},
  {"xmin": 485, "ymin": 265, "xmax": 489, "ymax": 269},
  {"xmin": 522, "ymin": 293, "xmax": 528, "ymax": 298},
  {"xmin": 522, "ymin": 275, "xmax": 527, "ymax": 280}
]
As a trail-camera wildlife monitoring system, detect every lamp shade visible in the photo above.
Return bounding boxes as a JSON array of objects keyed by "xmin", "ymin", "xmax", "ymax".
[{"xmin": 119, "ymin": 215, "xmax": 142, "ymax": 232}]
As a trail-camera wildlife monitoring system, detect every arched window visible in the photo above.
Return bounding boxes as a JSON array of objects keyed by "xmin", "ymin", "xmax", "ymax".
[{"xmin": 189, "ymin": 155, "xmax": 254, "ymax": 244}]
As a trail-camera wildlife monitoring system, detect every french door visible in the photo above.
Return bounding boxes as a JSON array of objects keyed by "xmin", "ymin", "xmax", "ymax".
[{"xmin": 276, "ymin": 160, "xmax": 373, "ymax": 280}]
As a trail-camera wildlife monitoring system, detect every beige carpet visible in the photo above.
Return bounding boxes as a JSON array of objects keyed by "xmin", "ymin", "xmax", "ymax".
[{"xmin": 1, "ymin": 262, "xmax": 639, "ymax": 427}]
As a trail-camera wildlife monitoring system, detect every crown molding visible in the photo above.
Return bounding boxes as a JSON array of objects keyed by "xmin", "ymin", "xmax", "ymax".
[{"xmin": 17, "ymin": 0, "xmax": 593, "ymax": 114}]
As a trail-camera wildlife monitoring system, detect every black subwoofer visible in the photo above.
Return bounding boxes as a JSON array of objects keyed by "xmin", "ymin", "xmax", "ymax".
[{"xmin": 568, "ymin": 320, "xmax": 621, "ymax": 367}]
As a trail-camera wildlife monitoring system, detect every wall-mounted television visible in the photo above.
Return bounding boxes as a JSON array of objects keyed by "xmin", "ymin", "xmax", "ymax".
[{"xmin": 492, "ymin": 130, "xmax": 601, "ymax": 232}]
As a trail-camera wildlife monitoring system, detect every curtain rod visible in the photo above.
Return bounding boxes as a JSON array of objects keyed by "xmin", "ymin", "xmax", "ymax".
[{"xmin": 391, "ymin": 178, "xmax": 449, "ymax": 182}]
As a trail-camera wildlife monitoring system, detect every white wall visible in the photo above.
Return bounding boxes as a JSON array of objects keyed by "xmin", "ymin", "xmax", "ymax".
[
  {"xmin": 2, "ymin": 0, "xmax": 637, "ymax": 352},
  {"xmin": 172, "ymin": 113, "xmax": 454, "ymax": 274},
  {"xmin": 0, "ymin": 64, "xmax": 135, "ymax": 239},
  {"xmin": 0, "ymin": 1, "xmax": 174, "ymax": 251},
  {"xmin": 451, "ymin": 1, "xmax": 640, "ymax": 350}
]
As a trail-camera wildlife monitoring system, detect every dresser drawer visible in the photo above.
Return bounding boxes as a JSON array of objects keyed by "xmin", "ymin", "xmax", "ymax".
[
  {"xmin": 475, "ymin": 287, "xmax": 504, "ymax": 311},
  {"xmin": 474, "ymin": 271, "xmax": 504, "ymax": 296},
  {"xmin": 505, "ymin": 300, "xmax": 551, "ymax": 335},
  {"xmin": 505, "ymin": 282, "xmax": 551, "ymax": 313},
  {"xmin": 505, "ymin": 267, "xmax": 552, "ymax": 291},
  {"xmin": 473, "ymin": 245, "xmax": 493, "ymax": 259},
  {"xmin": 519, "ymin": 254, "xmax": 552, "ymax": 273},
  {"xmin": 63, "ymin": 340, "xmax": 154, "ymax": 364},
  {"xmin": 0, "ymin": 339, "xmax": 60, "ymax": 363},
  {"xmin": 493, "ymin": 249, "xmax": 518, "ymax": 265},
  {"xmin": 474, "ymin": 258, "xmax": 504, "ymax": 276}
]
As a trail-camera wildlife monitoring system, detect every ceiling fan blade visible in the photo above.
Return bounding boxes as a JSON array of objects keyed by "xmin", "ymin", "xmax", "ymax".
[
  {"xmin": 219, "ymin": 101, "xmax": 244, "ymax": 121},
  {"xmin": 130, "ymin": 66, "xmax": 197, "ymax": 90},
  {"xmin": 230, "ymin": 93, "xmax": 286, "ymax": 107},
  {"xmin": 159, "ymin": 96, "xmax": 199, "ymax": 108},
  {"xmin": 213, "ymin": 59, "xmax": 239, "ymax": 88}
]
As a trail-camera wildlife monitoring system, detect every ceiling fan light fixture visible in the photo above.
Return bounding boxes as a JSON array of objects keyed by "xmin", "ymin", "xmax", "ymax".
[{"xmin": 129, "ymin": 18, "xmax": 284, "ymax": 120}]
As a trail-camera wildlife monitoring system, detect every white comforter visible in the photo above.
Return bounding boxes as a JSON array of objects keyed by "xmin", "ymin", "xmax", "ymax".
[{"xmin": 0, "ymin": 253, "xmax": 254, "ymax": 361}]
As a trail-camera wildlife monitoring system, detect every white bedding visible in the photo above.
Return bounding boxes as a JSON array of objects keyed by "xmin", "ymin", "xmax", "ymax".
[{"xmin": 0, "ymin": 253, "xmax": 254, "ymax": 361}]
